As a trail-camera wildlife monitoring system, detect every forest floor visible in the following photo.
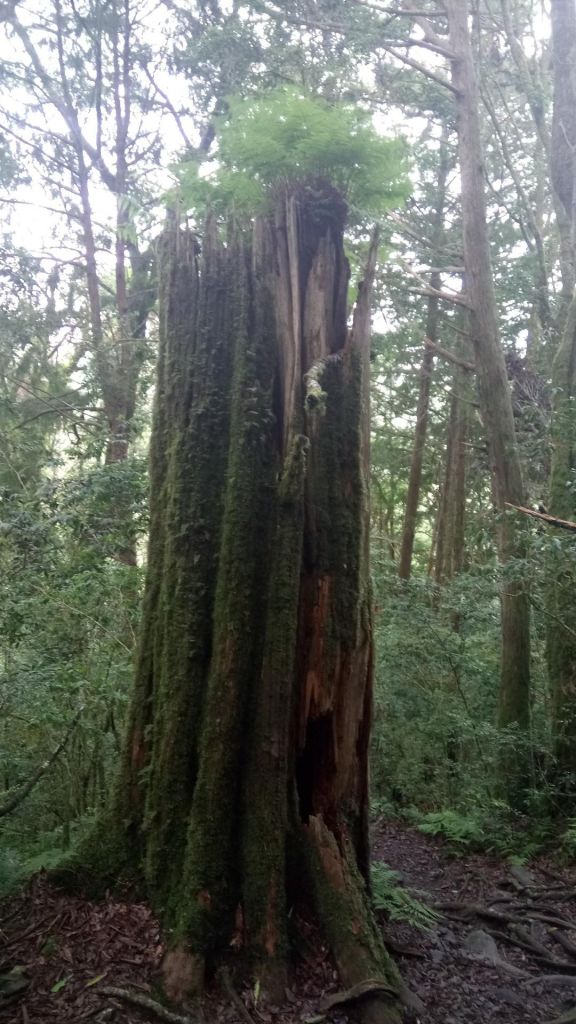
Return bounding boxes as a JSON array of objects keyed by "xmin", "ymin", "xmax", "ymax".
[
  {"xmin": 1, "ymin": 821, "xmax": 576, "ymax": 1023},
  {"xmin": 374, "ymin": 818, "xmax": 576, "ymax": 1024}
]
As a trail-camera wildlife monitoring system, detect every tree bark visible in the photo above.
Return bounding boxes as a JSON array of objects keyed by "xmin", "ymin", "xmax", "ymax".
[
  {"xmin": 59, "ymin": 187, "xmax": 407, "ymax": 1023},
  {"xmin": 546, "ymin": 0, "xmax": 576, "ymax": 782},
  {"xmin": 446, "ymin": 1, "xmax": 531, "ymax": 744},
  {"xmin": 433, "ymin": 372, "xmax": 468, "ymax": 588},
  {"xmin": 399, "ymin": 131, "xmax": 451, "ymax": 580}
]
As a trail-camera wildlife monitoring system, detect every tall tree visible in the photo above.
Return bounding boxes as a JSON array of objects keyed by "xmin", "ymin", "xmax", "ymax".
[
  {"xmin": 399, "ymin": 131, "xmax": 451, "ymax": 579},
  {"xmin": 1, "ymin": 0, "xmax": 162, "ymax": 560},
  {"xmin": 57, "ymin": 90, "xmax": 414, "ymax": 1019},
  {"xmin": 446, "ymin": 0, "xmax": 531, "ymax": 746},
  {"xmin": 546, "ymin": 0, "xmax": 576, "ymax": 783}
]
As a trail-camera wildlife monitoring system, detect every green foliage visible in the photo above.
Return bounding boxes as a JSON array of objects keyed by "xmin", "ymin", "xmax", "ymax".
[
  {"xmin": 560, "ymin": 819, "xmax": 576, "ymax": 858},
  {"xmin": 418, "ymin": 809, "xmax": 483, "ymax": 847},
  {"xmin": 371, "ymin": 861, "xmax": 440, "ymax": 931},
  {"xmin": 370, "ymin": 552, "xmax": 552, "ymax": 812},
  {"xmin": 0, "ymin": 849, "xmax": 23, "ymax": 898},
  {"xmin": 178, "ymin": 87, "xmax": 409, "ymax": 220}
]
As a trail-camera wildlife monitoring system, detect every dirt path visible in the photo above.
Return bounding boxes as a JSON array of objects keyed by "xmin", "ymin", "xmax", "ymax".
[
  {"xmin": 3, "ymin": 824, "xmax": 576, "ymax": 1023},
  {"xmin": 374, "ymin": 819, "xmax": 576, "ymax": 1024}
]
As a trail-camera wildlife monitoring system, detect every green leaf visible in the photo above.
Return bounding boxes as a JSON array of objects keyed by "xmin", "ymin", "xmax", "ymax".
[{"xmin": 51, "ymin": 977, "xmax": 69, "ymax": 993}]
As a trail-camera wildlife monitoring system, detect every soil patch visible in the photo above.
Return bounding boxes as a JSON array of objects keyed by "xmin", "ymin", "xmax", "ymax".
[{"xmin": 374, "ymin": 818, "xmax": 576, "ymax": 1024}]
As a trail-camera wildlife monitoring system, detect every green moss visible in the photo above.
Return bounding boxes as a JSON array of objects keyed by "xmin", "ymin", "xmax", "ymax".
[
  {"xmin": 64, "ymin": 187, "xmax": 382, "ymax": 1005},
  {"xmin": 297, "ymin": 820, "xmax": 403, "ymax": 1023},
  {"xmin": 48, "ymin": 809, "xmax": 141, "ymax": 900},
  {"xmin": 172, "ymin": 237, "xmax": 279, "ymax": 953},
  {"xmin": 241, "ymin": 435, "xmax": 309, "ymax": 976},
  {"xmin": 142, "ymin": 221, "xmax": 236, "ymax": 904}
]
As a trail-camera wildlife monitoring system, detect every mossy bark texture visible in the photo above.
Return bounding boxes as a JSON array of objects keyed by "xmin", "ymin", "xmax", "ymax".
[{"xmin": 69, "ymin": 188, "xmax": 403, "ymax": 1022}]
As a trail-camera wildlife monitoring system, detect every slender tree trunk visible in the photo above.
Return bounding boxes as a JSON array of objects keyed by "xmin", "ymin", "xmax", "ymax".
[
  {"xmin": 398, "ymin": 313, "xmax": 436, "ymax": 579},
  {"xmin": 433, "ymin": 375, "xmax": 468, "ymax": 588},
  {"xmin": 399, "ymin": 136, "xmax": 451, "ymax": 580},
  {"xmin": 447, "ymin": 1, "xmax": 531, "ymax": 743},
  {"xmin": 60, "ymin": 187, "xmax": 414, "ymax": 1024},
  {"xmin": 547, "ymin": 0, "xmax": 576, "ymax": 782}
]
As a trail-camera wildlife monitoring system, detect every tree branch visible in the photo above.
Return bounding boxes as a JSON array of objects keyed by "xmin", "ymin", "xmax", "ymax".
[
  {"xmin": 7, "ymin": 12, "xmax": 118, "ymax": 192},
  {"xmin": 425, "ymin": 337, "xmax": 475, "ymax": 371},
  {"xmin": 0, "ymin": 707, "xmax": 83, "ymax": 819},
  {"xmin": 506, "ymin": 503, "xmax": 576, "ymax": 533},
  {"xmin": 379, "ymin": 42, "xmax": 459, "ymax": 93}
]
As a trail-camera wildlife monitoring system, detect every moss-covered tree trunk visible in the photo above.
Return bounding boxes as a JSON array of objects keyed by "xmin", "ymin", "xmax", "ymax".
[{"xmin": 67, "ymin": 187, "xmax": 408, "ymax": 1023}]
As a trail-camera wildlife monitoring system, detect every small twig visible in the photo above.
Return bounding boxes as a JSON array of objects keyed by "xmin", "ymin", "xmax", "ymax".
[{"xmin": 6, "ymin": 912, "xmax": 63, "ymax": 951}]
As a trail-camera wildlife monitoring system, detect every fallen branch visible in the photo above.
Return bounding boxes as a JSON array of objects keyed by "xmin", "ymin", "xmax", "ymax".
[{"xmin": 99, "ymin": 986, "xmax": 196, "ymax": 1024}]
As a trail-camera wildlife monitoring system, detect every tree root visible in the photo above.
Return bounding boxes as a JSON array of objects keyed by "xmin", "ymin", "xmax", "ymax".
[
  {"xmin": 546, "ymin": 1009, "xmax": 576, "ymax": 1024},
  {"xmin": 99, "ymin": 986, "xmax": 197, "ymax": 1024},
  {"xmin": 317, "ymin": 979, "xmax": 398, "ymax": 1013},
  {"xmin": 555, "ymin": 931, "xmax": 576, "ymax": 961},
  {"xmin": 301, "ymin": 817, "xmax": 422, "ymax": 1024},
  {"xmin": 218, "ymin": 969, "xmax": 258, "ymax": 1024},
  {"xmin": 439, "ymin": 900, "xmax": 576, "ymax": 932}
]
